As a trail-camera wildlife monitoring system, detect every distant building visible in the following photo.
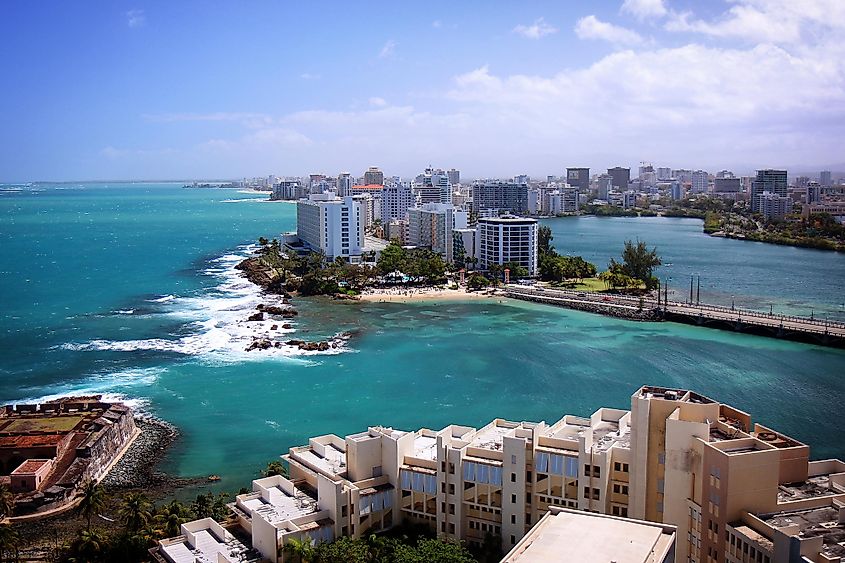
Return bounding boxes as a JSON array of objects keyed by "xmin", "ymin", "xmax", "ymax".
[
  {"xmin": 691, "ymin": 170, "xmax": 709, "ymax": 194},
  {"xmin": 807, "ymin": 181, "xmax": 822, "ymax": 203},
  {"xmin": 751, "ymin": 169, "xmax": 788, "ymax": 212},
  {"xmin": 471, "ymin": 181, "xmax": 529, "ymax": 216},
  {"xmin": 476, "ymin": 216, "xmax": 538, "ymax": 276},
  {"xmin": 380, "ymin": 184, "xmax": 415, "ymax": 223},
  {"xmin": 527, "ymin": 188, "xmax": 540, "ymax": 215},
  {"xmin": 407, "ymin": 203, "xmax": 468, "ymax": 262},
  {"xmin": 384, "ymin": 219, "xmax": 408, "ymax": 244},
  {"xmin": 452, "ymin": 228, "xmax": 476, "ymax": 266},
  {"xmin": 820, "ymin": 170, "xmax": 832, "ymax": 187},
  {"xmin": 756, "ymin": 191, "xmax": 792, "ymax": 221},
  {"xmin": 363, "ymin": 167, "xmax": 384, "ymax": 186},
  {"xmin": 296, "ymin": 193, "xmax": 364, "ymax": 260},
  {"xmin": 657, "ymin": 167, "xmax": 672, "ymax": 181},
  {"xmin": 447, "ymin": 168, "xmax": 460, "ymax": 185},
  {"xmin": 337, "ymin": 172, "xmax": 353, "ymax": 197},
  {"xmin": 713, "ymin": 177, "xmax": 740, "ymax": 194},
  {"xmin": 415, "ymin": 167, "xmax": 451, "ymax": 205},
  {"xmin": 802, "ymin": 201, "xmax": 845, "ymax": 223},
  {"xmin": 503, "ymin": 507, "xmax": 676, "ymax": 563},
  {"xmin": 607, "ymin": 167, "xmax": 631, "ymax": 191},
  {"xmin": 595, "ymin": 174, "xmax": 613, "ymax": 200},
  {"xmin": 514, "ymin": 174, "xmax": 530, "ymax": 184},
  {"xmin": 566, "ymin": 167, "xmax": 590, "ymax": 191}
]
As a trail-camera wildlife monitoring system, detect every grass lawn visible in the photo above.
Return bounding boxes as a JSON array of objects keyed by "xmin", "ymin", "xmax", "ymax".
[
  {"xmin": 548, "ymin": 277, "xmax": 647, "ymax": 292},
  {"xmin": 4, "ymin": 415, "xmax": 84, "ymax": 433}
]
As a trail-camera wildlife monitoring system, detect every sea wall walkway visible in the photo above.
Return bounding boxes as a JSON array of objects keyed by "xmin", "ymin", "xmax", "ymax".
[{"xmin": 504, "ymin": 285, "xmax": 845, "ymax": 348}]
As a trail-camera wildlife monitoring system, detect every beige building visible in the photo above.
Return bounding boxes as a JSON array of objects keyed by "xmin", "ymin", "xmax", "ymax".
[
  {"xmin": 152, "ymin": 386, "xmax": 845, "ymax": 563},
  {"xmin": 502, "ymin": 506, "xmax": 676, "ymax": 563}
]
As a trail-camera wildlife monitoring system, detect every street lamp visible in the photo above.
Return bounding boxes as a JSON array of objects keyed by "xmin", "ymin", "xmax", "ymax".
[{"xmin": 731, "ymin": 295, "xmax": 735, "ymax": 311}]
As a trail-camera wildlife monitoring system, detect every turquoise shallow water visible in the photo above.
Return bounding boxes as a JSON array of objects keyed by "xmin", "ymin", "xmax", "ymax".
[{"xmin": 1, "ymin": 184, "xmax": 844, "ymax": 491}]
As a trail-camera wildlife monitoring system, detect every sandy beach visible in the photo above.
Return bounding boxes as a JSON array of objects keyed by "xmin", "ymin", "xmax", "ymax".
[{"xmin": 358, "ymin": 286, "xmax": 505, "ymax": 303}]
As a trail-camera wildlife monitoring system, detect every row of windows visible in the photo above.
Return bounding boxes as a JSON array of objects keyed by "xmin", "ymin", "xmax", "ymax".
[{"xmin": 727, "ymin": 531, "xmax": 771, "ymax": 563}]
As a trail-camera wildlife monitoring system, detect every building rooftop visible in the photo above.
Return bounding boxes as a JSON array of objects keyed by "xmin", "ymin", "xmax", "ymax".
[
  {"xmin": 159, "ymin": 522, "xmax": 260, "ymax": 563},
  {"xmin": 762, "ymin": 505, "xmax": 845, "ymax": 559},
  {"xmin": 470, "ymin": 421, "xmax": 521, "ymax": 452},
  {"xmin": 637, "ymin": 386, "xmax": 716, "ymax": 404},
  {"xmin": 503, "ymin": 508, "xmax": 676, "ymax": 563},
  {"xmin": 777, "ymin": 474, "xmax": 840, "ymax": 502},
  {"xmin": 293, "ymin": 443, "xmax": 346, "ymax": 477},
  {"xmin": 12, "ymin": 459, "xmax": 51, "ymax": 474},
  {"xmin": 413, "ymin": 435, "xmax": 438, "ymax": 461},
  {"xmin": 242, "ymin": 485, "xmax": 318, "ymax": 525}
]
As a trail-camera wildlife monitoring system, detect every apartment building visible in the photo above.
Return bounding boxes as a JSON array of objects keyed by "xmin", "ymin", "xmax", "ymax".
[
  {"xmin": 295, "ymin": 193, "xmax": 364, "ymax": 261},
  {"xmin": 471, "ymin": 181, "xmax": 529, "ymax": 215},
  {"xmin": 756, "ymin": 192, "xmax": 792, "ymax": 222},
  {"xmin": 152, "ymin": 386, "xmax": 845, "ymax": 563},
  {"xmin": 751, "ymin": 170, "xmax": 788, "ymax": 213},
  {"xmin": 407, "ymin": 203, "xmax": 468, "ymax": 262},
  {"xmin": 476, "ymin": 216, "xmax": 538, "ymax": 276},
  {"xmin": 379, "ymin": 183, "xmax": 415, "ymax": 223}
]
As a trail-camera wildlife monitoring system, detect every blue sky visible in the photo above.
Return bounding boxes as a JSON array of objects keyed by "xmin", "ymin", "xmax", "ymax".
[{"xmin": 1, "ymin": 0, "xmax": 844, "ymax": 181}]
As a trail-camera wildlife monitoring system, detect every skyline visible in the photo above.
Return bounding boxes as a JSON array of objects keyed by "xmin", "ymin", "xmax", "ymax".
[{"xmin": 2, "ymin": 0, "xmax": 845, "ymax": 181}]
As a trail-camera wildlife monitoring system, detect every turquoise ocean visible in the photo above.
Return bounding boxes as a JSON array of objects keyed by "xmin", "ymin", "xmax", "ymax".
[{"xmin": 1, "ymin": 183, "xmax": 844, "ymax": 492}]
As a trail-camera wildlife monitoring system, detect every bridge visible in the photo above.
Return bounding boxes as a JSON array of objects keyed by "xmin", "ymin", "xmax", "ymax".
[{"xmin": 503, "ymin": 284, "xmax": 845, "ymax": 348}]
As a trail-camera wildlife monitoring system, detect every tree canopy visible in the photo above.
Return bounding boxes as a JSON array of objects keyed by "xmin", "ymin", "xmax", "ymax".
[{"xmin": 609, "ymin": 239, "xmax": 661, "ymax": 289}]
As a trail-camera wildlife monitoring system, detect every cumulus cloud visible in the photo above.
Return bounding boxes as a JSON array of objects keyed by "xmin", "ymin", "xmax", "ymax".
[
  {"xmin": 621, "ymin": 0, "xmax": 667, "ymax": 20},
  {"xmin": 126, "ymin": 9, "xmax": 145, "ymax": 28},
  {"xmin": 513, "ymin": 17, "xmax": 558, "ymax": 39},
  {"xmin": 379, "ymin": 40, "xmax": 397, "ymax": 59},
  {"xmin": 665, "ymin": 0, "xmax": 845, "ymax": 44},
  {"xmin": 575, "ymin": 15, "xmax": 644, "ymax": 46}
]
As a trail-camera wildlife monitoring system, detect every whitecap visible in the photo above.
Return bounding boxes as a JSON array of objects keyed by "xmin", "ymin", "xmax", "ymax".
[
  {"xmin": 148, "ymin": 295, "xmax": 176, "ymax": 303},
  {"xmin": 114, "ymin": 309, "xmax": 135, "ymax": 315}
]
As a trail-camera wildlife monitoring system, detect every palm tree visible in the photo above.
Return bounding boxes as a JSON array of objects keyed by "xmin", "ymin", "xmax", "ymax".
[
  {"xmin": 119, "ymin": 492, "xmax": 152, "ymax": 533},
  {"xmin": 76, "ymin": 480, "xmax": 106, "ymax": 532},
  {"xmin": 153, "ymin": 500, "xmax": 189, "ymax": 538},
  {"xmin": 284, "ymin": 537, "xmax": 314, "ymax": 563},
  {"xmin": 0, "ymin": 524, "xmax": 20, "ymax": 563},
  {"xmin": 0, "ymin": 485, "xmax": 14, "ymax": 520},
  {"xmin": 66, "ymin": 529, "xmax": 107, "ymax": 563}
]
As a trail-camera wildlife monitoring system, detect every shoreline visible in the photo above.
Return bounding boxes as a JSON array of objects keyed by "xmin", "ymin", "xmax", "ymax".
[{"xmin": 357, "ymin": 286, "xmax": 504, "ymax": 303}]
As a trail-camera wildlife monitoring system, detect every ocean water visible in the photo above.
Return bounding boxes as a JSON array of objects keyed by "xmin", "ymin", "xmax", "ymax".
[{"xmin": 1, "ymin": 183, "xmax": 844, "ymax": 492}]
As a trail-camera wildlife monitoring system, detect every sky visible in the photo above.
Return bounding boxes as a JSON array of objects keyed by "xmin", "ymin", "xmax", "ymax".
[{"xmin": 1, "ymin": 0, "xmax": 844, "ymax": 181}]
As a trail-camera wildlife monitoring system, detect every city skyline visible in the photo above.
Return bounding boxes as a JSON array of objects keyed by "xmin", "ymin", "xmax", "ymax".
[{"xmin": 2, "ymin": 0, "xmax": 844, "ymax": 182}]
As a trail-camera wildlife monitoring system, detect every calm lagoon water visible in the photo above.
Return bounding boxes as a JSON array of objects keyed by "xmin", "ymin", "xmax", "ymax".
[{"xmin": 1, "ymin": 184, "xmax": 843, "ymax": 490}]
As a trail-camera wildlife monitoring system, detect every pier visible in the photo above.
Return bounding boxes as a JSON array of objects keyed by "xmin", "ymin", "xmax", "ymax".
[{"xmin": 504, "ymin": 285, "xmax": 845, "ymax": 348}]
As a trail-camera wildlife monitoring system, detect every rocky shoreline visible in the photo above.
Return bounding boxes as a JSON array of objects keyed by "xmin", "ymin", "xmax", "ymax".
[{"xmin": 101, "ymin": 416, "xmax": 187, "ymax": 490}]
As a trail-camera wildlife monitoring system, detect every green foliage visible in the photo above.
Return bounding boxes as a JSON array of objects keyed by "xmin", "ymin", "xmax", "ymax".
[
  {"xmin": 587, "ymin": 205, "xmax": 639, "ymax": 217},
  {"xmin": 0, "ymin": 524, "xmax": 20, "ymax": 562},
  {"xmin": 310, "ymin": 534, "xmax": 477, "ymax": 563},
  {"xmin": 539, "ymin": 254, "xmax": 597, "ymax": 282},
  {"xmin": 614, "ymin": 239, "xmax": 661, "ymax": 289},
  {"xmin": 312, "ymin": 536, "xmax": 371, "ymax": 563},
  {"xmin": 76, "ymin": 480, "xmax": 106, "ymax": 532},
  {"xmin": 190, "ymin": 492, "xmax": 230, "ymax": 521},
  {"xmin": 375, "ymin": 242, "xmax": 447, "ymax": 285},
  {"xmin": 264, "ymin": 459, "xmax": 289, "ymax": 477},
  {"xmin": 0, "ymin": 484, "xmax": 14, "ymax": 518},
  {"xmin": 502, "ymin": 261, "xmax": 529, "ymax": 280},
  {"xmin": 467, "ymin": 272, "xmax": 491, "ymax": 290},
  {"xmin": 119, "ymin": 492, "xmax": 152, "ymax": 533},
  {"xmin": 285, "ymin": 536, "xmax": 316, "ymax": 563},
  {"xmin": 703, "ymin": 211, "xmax": 723, "ymax": 233},
  {"xmin": 538, "ymin": 225, "xmax": 554, "ymax": 256}
]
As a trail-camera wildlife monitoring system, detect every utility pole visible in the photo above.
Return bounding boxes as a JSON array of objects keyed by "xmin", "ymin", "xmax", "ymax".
[
  {"xmin": 696, "ymin": 275, "xmax": 700, "ymax": 304},
  {"xmin": 689, "ymin": 275, "xmax": 694, "ymax": 303}
]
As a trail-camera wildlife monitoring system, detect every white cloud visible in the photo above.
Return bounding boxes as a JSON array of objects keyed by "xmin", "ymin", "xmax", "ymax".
[
  {"xmin": 369, "ymin": 97, "xmax": 388, "ymax": 107},
  {"xmin": 300, "ymin": 73, "xmax": 321, "ymax": 80},
  {"xmin": 513, "ymin": 17, "xmax": 558, "ymax": 39},
  {"xmin": 126, "ymin": 9, "xmax": 145, "ymax": 28},
  {"xmin": 379, "ymin": 40, "xmax": 397, "ymax": 59},
  {"xmin": 621, "ymin": 0, "xmax": 667, "ymax": 20},
  {"xmin": 575, "ymin": 15, "xmax": 644, "ymax": 46},
  {"xmin": 142, "ymin": 112, "xmax": 274, "ymax": 129},
  {"xmin": 665, "ymin": 0, "xmax": 845, "ymax": 44}
]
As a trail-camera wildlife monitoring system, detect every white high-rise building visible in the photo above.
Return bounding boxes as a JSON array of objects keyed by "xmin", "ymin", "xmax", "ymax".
[
  {"xmin": 476, "ymin": 216, "xmax": 538, "ymax": 276},
  {"xmin": 337, "ymin": 172, "xmax": 353, "ymax": 197},
  {"xmin": 296, "ymin": 193, "xmax": 364, "ymax": 261},
  {"xmin": 407, "ymin": 203, "xmax": 468, "ymax": 262},
  {"xmin": 380, "ymin": 184, "xmax": 415, "ymax": 223},
  {"xmin": 691, "ymin": 170, "xmax": 709, "ymax": 194}
]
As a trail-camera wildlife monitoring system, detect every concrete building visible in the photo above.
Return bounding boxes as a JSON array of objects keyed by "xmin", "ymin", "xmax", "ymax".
[
  {"xmin": 596, "ymin": 174, "xmax": 613, "ymax": 200},
  {"xmin": 472, "ymin": 182, "xmax": 529, "ymax": 216},
  {"xmin": 384, "ymin": 219, "xmax": 408, "ymax": 244},
  {"xmin": 476, "ymin": 216, "xmax": 538, "ymax": 276},
  {"xmin": 407, "ymin": 203, "xmax": 468, "ymax": 263},
  {"xmin": 336, "ymin": 172, "xmax": 353, "ymax": 197},
  {"xmin": 363, "ymin": 166, "xmax": 384, "ymax": 186},
  {"xmin": 415, "ymin": 167, "xmax": 452, "ymax": 205},
  {"xmin": 657, "ymin": 167, "xmax": 672, "ymax": 181},
  {"xmin": 751, "ymin": 170, "xmax": 788, "ymax": 212},
  {"xmin": 756, "ymin": 192, "xmax": 792, "ymax": 221},
  {"xmin": 379, "ymin": 184, "xmax": 415, "ymax": 223},
  {"xmin": 608, "ymin": 167, "xmax": 631, "ymax": 191},
  {"xmin": 452, "ymin": 228, "xmax": 476, "ymax": 268},
  {"xmin": 503, "ymin": 507, "xmax": 676, "ymax": 563},
  {"xmin": 820, "ymin": 170, "xmax": 832, "ymax": 187},
  {"xmin": 447, "ymin": 168, "xmax": 460, "ymax": 186},
  {"xmin": 296, "ymin": 194, "xmax": 364, "ymax": 261},
  {"xmin": 802, "ymin": 201, "xmax": 845, "ymax": 223},
  {"xmin": 714, "ymin": 177, "xmax": 741, "ymax": 194},
  {"xmin": 566, "ymin": 167, "xmax": 590, "ymax": 191},
  {"xmin": 527, "ymin": 188, "xmax": 540, "ymax": 215},
  {"xmin": 154, "ymin": 385, "xmax": 845, "ymax": 563},
  {"xmin": 691, "ymin": 170, "xmax": 709, "ymax": 194}
]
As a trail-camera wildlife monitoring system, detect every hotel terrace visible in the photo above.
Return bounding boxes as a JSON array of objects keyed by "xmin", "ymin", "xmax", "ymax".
[{"xmin": 152, "ymin": 386, "xmax": 845, "ymax": 563}]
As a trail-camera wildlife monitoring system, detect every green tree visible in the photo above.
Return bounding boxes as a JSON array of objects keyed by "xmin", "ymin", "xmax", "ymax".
[
  {"xmin": 263, "ymin": 460, "xmax": 289, "ymax": 478},
  {"xmin": 119, "ymin": 492, "xmax": 152, "ymax": 534},
  {"xmin": 76, "ymin": 480, "xmax": 106, "ymax": 532},
  {"xmin": 0, "ymin": 485, "xmax": 14, "ymax": 519},
  {"xmin": 502, "ymin": 261, "xmax": 529, "ymax": 280},
  {"xmin": 538, "ymin": 225, "xmax": 555, "ymax": 256},
  {"xmin": 616, "ymin": 239, "xmax": 661, "ymax": 289},
  {"xmin": 467, "ymin": 272, "xmax": 491, "ymax": 291},
  {"xmin": 284, "ymin": 537, "xmax": 315, "ymax": 563},
  {"xmin": 376, "ymin": 241, "xmax": 407, "ymax": 275},
  {"xmin": 312, "ymin": 536, "xmax": 370, "ymax": 563},
  {"xmin": 153, "ymin": 500, "xmax": 191, "ymax": 538},
  {"xmin": 0, "ymin": 525, "xmax": 19, "ymax": 563}
]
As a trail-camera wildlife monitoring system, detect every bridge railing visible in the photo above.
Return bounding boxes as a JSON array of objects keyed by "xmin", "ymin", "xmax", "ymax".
[{"xmin": 504, "ymin": 284, "xmax": 845, "ymax": 332}]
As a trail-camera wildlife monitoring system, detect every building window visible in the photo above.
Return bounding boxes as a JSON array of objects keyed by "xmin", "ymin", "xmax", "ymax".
[
  {"xmin": 511, "ymin": 473, "xmax": 517, "ymax": 483},
  {"xmin": 449, "ymin": 484, "xmax": 455, "ymax": 495},
  {"xmin": 658, "ymin": 453, "xmax": 665, "ymax": 465},
  {"xmin": 511, "ymin": 494, "xmax": 517, "ymax": 504},
  {"xmin": 511, "ymin": 515, "xmax": 516, "ymax": 524},
  {"xmin": 449, "ymin": 503, "xmax": 455, "ymax": 515},
  {"xmin": 449, "ymin": 463, "xmax": 455, "ymax": 475},
  {"xmin": 511, "ymin": 454, "xmax": 517, "ymax": 464},
  {"xmin": 341, "ymin": 505, "xmax": 348, "ymax": 517},
  {"xmin": 526, "ymin": 471, "xmax": 532, "ymax": 482},
  {"xmin": 449, "ymin": 523, "xmax": 455, "ymax": 534},
  {"xmin": 511, "ymin": 535, "xmax": 516, "ymax": 545}
]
